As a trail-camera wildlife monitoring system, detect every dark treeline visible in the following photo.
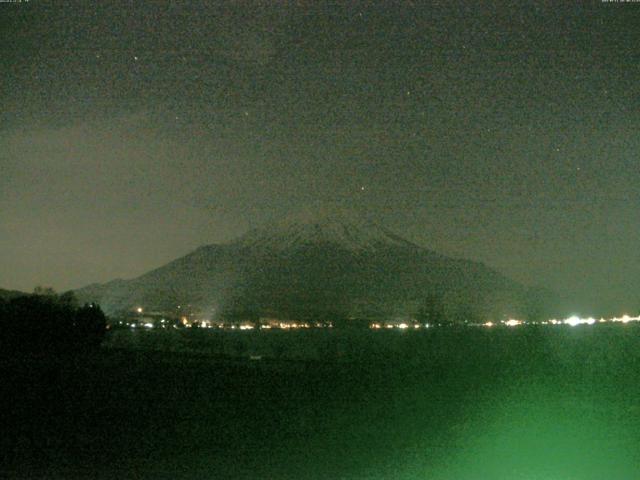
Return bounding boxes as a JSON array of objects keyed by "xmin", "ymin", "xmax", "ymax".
[{"xmin": 0, "ymin": 287, "xmax": 107, "ymax": 357}]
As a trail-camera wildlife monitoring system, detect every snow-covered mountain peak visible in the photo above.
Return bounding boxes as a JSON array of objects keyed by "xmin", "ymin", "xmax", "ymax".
[{"xmin": 232, "ymin": 208, "xmax": 419, "ymax": 252}]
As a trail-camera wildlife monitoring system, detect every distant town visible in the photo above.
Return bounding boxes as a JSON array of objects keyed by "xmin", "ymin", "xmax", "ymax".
[{"xmin": 115, "ymin": 306, "xmax": 640, "ymax": 331}]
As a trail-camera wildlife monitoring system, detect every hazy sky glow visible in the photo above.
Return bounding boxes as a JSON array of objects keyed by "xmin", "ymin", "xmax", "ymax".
[{"xmin": 1, "ymin": 1, "xmax": 640, "ymax": 314}]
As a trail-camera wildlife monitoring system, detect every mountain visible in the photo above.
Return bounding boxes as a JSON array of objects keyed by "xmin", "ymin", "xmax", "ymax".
[{"xmin": 76, "ymin": 210, "xmax": 559, "ymax": 323}]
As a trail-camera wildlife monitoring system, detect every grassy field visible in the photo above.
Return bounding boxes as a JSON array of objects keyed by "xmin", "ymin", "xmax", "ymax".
[{"xmin": 2, "ymin": 325, "xmax": 640, "ymax": 479}]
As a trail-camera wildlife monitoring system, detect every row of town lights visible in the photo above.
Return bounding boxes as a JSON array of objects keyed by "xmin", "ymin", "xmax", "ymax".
[
  {"xmin": 131, "ymin": 307, "xmax": 640, "ymax": 330},
  {"xmin": 483, "ymin": 314, "xmax": 640, "ymax": 328}
]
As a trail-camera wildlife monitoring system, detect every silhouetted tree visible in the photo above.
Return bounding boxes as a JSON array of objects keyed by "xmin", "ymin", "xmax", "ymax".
[
  {"xmin": 0, "ymin": 290, "xmax": 108, "ymax": 357},
  {"xmin": 33, "ymin": 286, "xmax": 56, "ymax": 297},
  {"xmin": 59, "ymin": 290, "xmax": 79, "ymax": 309},
  {"xmin": 74, "ymin": 303, "xmax": 108, "ymax": 348},
  {"xmin": 417, "ymin": 293, "xmax": 446, "ymax": 325}
]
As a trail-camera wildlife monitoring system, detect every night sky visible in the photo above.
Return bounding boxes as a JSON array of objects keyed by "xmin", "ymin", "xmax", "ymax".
[{"xmin": 1, "ymin": 1, "xmax": 639, "ymax": 315}]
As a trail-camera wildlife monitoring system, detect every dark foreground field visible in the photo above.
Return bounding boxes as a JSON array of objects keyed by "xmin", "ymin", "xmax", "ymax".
[{"xmin": 2, "ymin": 325, "xmax": 640, "ymax": 479}]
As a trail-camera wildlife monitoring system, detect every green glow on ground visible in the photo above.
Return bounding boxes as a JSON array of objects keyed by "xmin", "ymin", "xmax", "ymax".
[
  {"xmin": 5, "ymin": 326, "xmax": 640, "ymax": 479},
  {"xmin": 391, "ymin": 338, "xmax": 640, "ymax": 480}
]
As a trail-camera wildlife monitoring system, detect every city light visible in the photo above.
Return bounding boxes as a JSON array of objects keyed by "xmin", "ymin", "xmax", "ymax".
[
  {"xmin": 114, "ymin": 313, "xmax": 640, "ymax": 331},
  {"xmin": 564, "ymin": 316, "xmax": 596, "ymax": 327},
  {"xmin": 607, "ymin": 314, "xmax": 640, "ymax": 324},
  {"xmin": 564, "ymin": 316, "xmax": 580, "ymax": 327}
]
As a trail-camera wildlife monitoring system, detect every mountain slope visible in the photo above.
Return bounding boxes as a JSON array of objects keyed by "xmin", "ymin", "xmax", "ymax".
[{"xmin": 76, "ymin": 211, "xmax": 558, "ymax": 322}]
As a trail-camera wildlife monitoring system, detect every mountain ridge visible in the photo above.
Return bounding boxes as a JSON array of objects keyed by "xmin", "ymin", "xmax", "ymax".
[
  {"xmin": 230, "ymin": 208, "xmax": 422, "ymax": 253},
  {"xmin": 76, "ymin": 211, "xmax": 560, "ymax": 322}
]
